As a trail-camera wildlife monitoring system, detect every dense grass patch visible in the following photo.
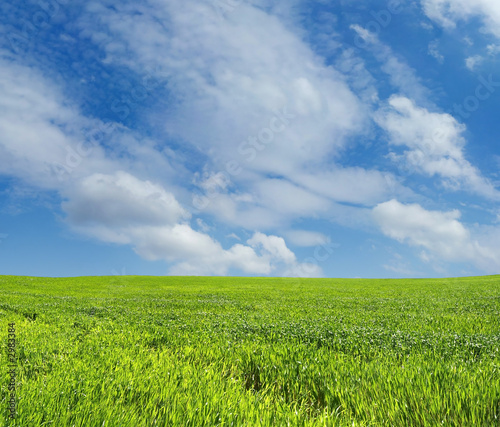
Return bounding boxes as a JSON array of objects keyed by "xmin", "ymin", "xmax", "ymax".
[{"xmin": 1, "ymin": 275, "xmax": 500, "ymax": 426}]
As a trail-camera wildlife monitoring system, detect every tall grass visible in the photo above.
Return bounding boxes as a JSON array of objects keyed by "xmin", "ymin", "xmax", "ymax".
[{"xmin": 1, "ymin": 275, "xmax": 499, "ymax": 426}]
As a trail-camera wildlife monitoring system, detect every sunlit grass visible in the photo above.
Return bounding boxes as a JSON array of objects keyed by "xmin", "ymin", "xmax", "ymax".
[{"xmin": 1, "ymin": 275, "xmax": 499, "ymax": 426}]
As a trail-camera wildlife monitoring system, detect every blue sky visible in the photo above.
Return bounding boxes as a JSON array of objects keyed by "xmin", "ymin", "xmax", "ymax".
[{"xmin": 1, "ymin": 0, "xmax": 500, "ymax": 278}]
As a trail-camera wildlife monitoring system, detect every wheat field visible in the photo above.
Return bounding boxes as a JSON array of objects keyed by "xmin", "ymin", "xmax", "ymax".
[{"xmin": 1, "ymin": 275, "xmax": 499, "ymax": 426}]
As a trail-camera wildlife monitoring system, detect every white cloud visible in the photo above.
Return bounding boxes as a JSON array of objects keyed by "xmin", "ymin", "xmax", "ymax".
[
  {"xmin": 192, "ymin": 167, "xmax": 412, "ymax": 232},
  {"xmin": 281, "ymin": 262, "xmax": 324, "ymax": 278},
  {"xmin": 348, "ymin": 20, "xmax": 498, "ymax": 204},
  {"xmin": 248, "ymin": 232, "xmax": 297, "ymax": 265},
  {"xmin": 196, "ymin": 218, "xmax": 211, "ymax": 232},
  {"xmin": 334, "ymin": 48, "xmax": 380, "ymax": 105},
  {"xmin": 350, "ymin": 24, "xmax": 378, "ymax": 45},
  {"xmin": 373, "ymin": 199, "xmax": 499, "ymax": 271},
  {"xmin": 198, "ymin": 171, "xmax": 231, "ymax": 193},
  {"xmin": 142, "ymin": 226, "xmax": 323, "ymax": 276},
  {"xmin": 61, "ymin": 171, "xmax": 318, "ymax": 276},
  {"xmin": 132, "ymin": 225, "xmax": 275, "ymax": 276},
  {"xmin": 375, "ymin": 95, "xmax": 500, "ymax": 199},
  {"xmin": 464, "ymin": 37, "xmax": 474, "ymax": 46},
  {"xmin": 421, "ymin": 0, "xmax": 500, "ymax": 38},
  {"xmin": 193, "ymin": 191, "xmax": 286, "ymax": 230}
]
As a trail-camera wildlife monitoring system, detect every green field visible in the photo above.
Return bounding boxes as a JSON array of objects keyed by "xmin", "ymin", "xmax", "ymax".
[{"xmin": 1, "ymin": 275, "xmax": 500, "ymax": 426}]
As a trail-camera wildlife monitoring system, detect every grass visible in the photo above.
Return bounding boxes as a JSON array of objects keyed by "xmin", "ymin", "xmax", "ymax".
[{"xmin": 1, "ymin": 275, "xmax": 499, "ymax": 426}]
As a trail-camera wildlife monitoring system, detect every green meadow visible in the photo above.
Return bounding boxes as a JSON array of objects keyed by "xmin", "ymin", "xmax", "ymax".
[{"xmin": 1, "ymin": 275, "xmax": 499, "ymax": 426}]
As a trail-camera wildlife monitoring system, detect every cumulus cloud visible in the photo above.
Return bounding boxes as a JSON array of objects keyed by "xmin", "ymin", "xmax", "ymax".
[
  {"xmin": 139, "ymin": 226, "xmax": 322, "ymax": 276},
  {"xmin": 131, "ymin": 225, "xmax": 276, "ymax": 276},
  {"xmin": 248, "ymin": 232, "xmax": 296, "ymax": 264},
  {"xmin": 373, "ymin": 199, "xmax": 499, "ymax": 271},
  {"xmin": 62, "ymin": 171, "xmax": 319, "ymax": 276},
  {"xmin": 375, "ymin": 95, "xmax": 500, "ymax": 199},
  {"xmin": 62, "ymin": 171, "xmax": 189, "ymax": 227}
]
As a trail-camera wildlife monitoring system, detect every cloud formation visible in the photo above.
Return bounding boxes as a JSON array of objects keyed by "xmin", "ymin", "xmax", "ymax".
[
  {"xmin": 373, "ymin": 199, "xmax": 499, "ymax": 272},
  {"xmin": 0, "ymin": 52, "xmax": 323, "ymax": 277},
  {"xmin": 1, "ymin": 0, "xmax": 499, "ymax": 278},
  {"xmin": 62, "ymin": 171, "xmax": 320, "ymax": 276},
  {"xmin": 421, "ymin": 0, "xmax": 500, "ymax": 38},
  {"xmin": 78, "ymin": 0, "xmax": 408, "ymax": 230},
  {"xmin": 375, "ymin": 96, "xmax": 500, "ymax": 200}
]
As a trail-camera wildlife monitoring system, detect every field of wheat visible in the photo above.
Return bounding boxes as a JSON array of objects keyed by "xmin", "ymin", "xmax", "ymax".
[{"xmin": 1, "ymin": 275, "xmax": 499, "ymax": 426}]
